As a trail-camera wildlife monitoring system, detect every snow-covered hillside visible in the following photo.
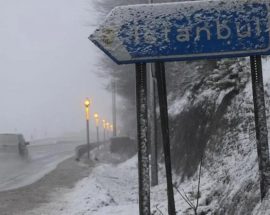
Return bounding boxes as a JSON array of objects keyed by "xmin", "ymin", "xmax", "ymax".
[{"xmin": 164, "ymin": 57, "xmax": 270, "ymax": 214}]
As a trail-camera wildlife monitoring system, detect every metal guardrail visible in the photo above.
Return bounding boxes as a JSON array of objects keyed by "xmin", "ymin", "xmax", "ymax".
[{"xmin": 75, "ymin": 142, "xmax": 100, "ymax": 161}]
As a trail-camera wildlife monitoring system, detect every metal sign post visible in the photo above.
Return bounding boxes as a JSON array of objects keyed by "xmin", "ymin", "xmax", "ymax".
[
  {"xmin": 250, "ymin": 55, "xmax": 270, "ymax": 200},
  {"xmin": 150, "ymin": 68, "xmax": 158, "ymax": 187},
  {"xmin": 136, "ymin": 63, "xmax": 151, "ymax": 215},
  {"xmin": 148, "ymin": 0, "xmax": 158, "ymax": 188},
  {"xmin": 155, "ymin": 62, "xmax": 176, "ymax": 215}
]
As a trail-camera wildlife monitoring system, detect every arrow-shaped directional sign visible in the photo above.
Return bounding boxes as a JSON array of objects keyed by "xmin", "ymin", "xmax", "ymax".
[{"xmin": 89, "ymin": 0, "xmax": 270, "ymax": 64}]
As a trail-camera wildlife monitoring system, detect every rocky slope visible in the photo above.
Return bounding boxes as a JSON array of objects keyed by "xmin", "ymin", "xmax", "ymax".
[{"xmin": 164, "ymin": 57, "xmax": 270, "ymax": 214}]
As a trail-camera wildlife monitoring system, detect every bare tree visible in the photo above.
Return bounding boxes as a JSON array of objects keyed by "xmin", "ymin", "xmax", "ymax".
[{"xmin": 174, "ymin": 155, "xmax": 203, "ymax": 215}]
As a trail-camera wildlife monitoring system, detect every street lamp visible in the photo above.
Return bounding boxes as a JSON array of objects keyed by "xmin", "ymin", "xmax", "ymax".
[
  {"xmin": 84, "ymin": 98, "xmax": 91, "ymax": 159},
  {"xmin": 102, "ymin": 119, "xmax": 106, "ymax": 141},
  {"xmin": 110, "ymin": 124, "xmax": 113, "ymax": 132},
  {"xmin": 106, "ymin": 122, "xmax": 110, "ymax": 138},
  {"xmin": 94, "ymin": 113, "xmax": 100, "ymax": 143}
]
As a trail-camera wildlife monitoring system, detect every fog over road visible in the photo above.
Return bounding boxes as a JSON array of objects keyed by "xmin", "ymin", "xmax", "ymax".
[{"xmin": 0, "ymin": 138, "xmax": 82, "ymax": 191}]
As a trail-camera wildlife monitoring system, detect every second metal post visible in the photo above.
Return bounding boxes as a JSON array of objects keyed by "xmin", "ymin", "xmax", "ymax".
[
  {"xmin": 136, "ymin": 63, "xmax": 151, "ymax": 215},
  {"xmin": 155, "ymin": 62, "xmax": 176, "ymax": 215}
]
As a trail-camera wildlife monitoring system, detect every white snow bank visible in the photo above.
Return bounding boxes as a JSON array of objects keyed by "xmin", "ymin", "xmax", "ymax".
[{"xmin": 23, "ymin": 156, "xmax": 139, "ymax": 215}]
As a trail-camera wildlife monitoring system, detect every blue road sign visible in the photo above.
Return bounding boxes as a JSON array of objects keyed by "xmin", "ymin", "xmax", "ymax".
[{"xmin": 89, "ymin": 0, "xmax": 270, "ymax": 64}]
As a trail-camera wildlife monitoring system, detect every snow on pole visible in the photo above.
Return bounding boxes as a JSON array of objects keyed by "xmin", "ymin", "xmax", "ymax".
[
  {"xmin": 250, "ymin": 55, "xmax": 270, "ymax": 200},
  {"xmin": 148, "ymin": 0, "xmax": 159, "ymax": 188},
  {"xmin": 135, "ymin": 63, "xmax": 151, "ymax": 214},
  {"xmin": 150, "ymin": 74, "xmax": 159, "ymax": 187}
]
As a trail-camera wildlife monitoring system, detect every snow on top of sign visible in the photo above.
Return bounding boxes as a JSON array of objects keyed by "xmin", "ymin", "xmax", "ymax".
[
  {"xmin": 105, "ymin": 0, "xmax": 267, "ymax": 27},
  {"xmin": 103, "ymin": 0, "xmax": 262, "ymax": 24}
]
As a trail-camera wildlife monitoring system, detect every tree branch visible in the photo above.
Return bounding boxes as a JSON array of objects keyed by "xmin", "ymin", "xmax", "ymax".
[
  {"xmin": 174, "ymin": 185, "xmax": 195, "ymax": 209},
  {"xmin": 195, "ymin": 155, "xmax": 203, "ymax": 212},
  {"xmin": 155, "ymin": 205, "xmax": 164, "ymax": 215}
]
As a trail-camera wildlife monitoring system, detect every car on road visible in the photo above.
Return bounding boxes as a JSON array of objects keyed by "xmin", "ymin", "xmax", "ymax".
[{"xmin": 0, "ymin": 133, "xmax": 29, "ymax": 155}]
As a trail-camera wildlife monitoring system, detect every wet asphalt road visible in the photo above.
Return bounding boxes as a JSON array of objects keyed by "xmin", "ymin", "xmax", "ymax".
[
  {"xmin": 0, "ymin": 139, "xmax": 83, "ymax": 191},
  {"xmin": 0, "ymin": 157, "xmax": 93, "ymax": 215}
]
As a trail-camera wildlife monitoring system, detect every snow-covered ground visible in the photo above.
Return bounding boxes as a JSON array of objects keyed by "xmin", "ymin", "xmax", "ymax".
[
  {"xmin": 19, "ymin": 140, "xmax": 270, "ymax": 215},
  {"xmin": 22, "ymin": 156, "xmax": 139, "ymax": 215},
  {"xmin": 19, "ymin": 151, "xmax": 239, "ymax": 215}
]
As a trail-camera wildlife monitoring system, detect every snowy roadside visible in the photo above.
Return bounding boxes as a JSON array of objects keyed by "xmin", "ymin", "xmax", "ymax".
[
  {"xmin": 19, "ymin": 151, "xmax": 270, "ymax": 215},
  {"xmin": 20, "ymin": 147, "xmax": 208, "ymax": 215},
  {"xmin": 22, "ymin": 156, "xmax": 139, "ymax": 215},
  {"xmin": 20, "ymin": 152, "xmax": 213, "ymax": 215}
]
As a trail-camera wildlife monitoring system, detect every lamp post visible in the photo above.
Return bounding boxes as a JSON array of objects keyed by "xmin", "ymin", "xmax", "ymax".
[
  {"xmin": 84, "ymin": 98, "xmax": 91, "ymax": 159},
  {"xmin": 102, "ymin": 119, "xmax": 106, "ymax": 141},
  {"xmin": 94, "ymin": 113, "xmax": 100, "ymax": 143},
  {"xmin": 106, "ymin": 122, "xmax": 110, "ymax": 138},
  {"xmin": 110, "ymin": 124, "xmax": 113, "ymax": 133}
]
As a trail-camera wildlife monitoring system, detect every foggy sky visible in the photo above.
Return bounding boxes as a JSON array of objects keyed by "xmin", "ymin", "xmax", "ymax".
[{"xmin": 0, "ymin": 0, "xmax": 112, "ymax": 140}]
